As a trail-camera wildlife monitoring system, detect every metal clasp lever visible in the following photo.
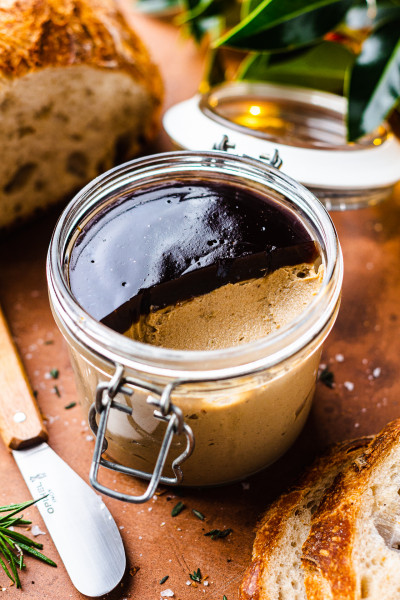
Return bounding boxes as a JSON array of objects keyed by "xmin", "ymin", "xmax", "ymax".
[
  {"xmin": 213, "ymin": 134, "xmax": 283, "ymax": 169},
  {"xmin": 88, "ymin": 366, "xmax": 195, "ymax": 504}
]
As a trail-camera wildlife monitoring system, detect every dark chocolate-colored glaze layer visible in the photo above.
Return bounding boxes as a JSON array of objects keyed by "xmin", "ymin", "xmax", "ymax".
[{"xmin": 68, "ymin": 180, "xmax": 319, "ymax": 333}]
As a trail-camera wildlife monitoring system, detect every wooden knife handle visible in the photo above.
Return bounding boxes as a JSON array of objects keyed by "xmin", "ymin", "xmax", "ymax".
[{"xmin": 0, "ymin": 306, "xmax": 48, "ymax": 450}]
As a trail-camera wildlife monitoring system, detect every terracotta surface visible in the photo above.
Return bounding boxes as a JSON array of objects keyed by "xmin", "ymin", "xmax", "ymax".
[{"xmin": 1, "ymin": 10, "xmax": 400, "ymax": 600}]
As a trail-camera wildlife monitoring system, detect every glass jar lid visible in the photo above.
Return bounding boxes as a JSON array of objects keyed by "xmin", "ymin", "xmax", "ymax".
[{"xmin": 163, "ymin": 81, "xmax": 400, "ymax": 210}]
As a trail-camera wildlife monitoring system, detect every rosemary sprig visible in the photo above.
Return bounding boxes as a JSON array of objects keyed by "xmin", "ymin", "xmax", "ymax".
[{"xmin": 0, "ymin": 498, "xmax": 56, "ymax": 588}]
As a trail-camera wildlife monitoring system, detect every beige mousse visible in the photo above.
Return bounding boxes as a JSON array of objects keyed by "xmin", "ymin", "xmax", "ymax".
[{"xmin": 126, "ymin": 263, "xmax": 324, "ymax": 350}]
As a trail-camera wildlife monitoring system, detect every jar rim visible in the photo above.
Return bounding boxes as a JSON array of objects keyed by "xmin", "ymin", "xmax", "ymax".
[{"xmin": 47, "ymin": 150, "xmax": 343, "ymax": 380}]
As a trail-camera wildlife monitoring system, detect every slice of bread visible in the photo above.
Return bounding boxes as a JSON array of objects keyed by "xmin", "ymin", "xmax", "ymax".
[
  {"xmin": 0, "ymin": 0, "xmax": 163, "ymax": 228},
  {"xmin": 303, "ymin": 419, "xmax": 400, "ymax": 600},
  {"xmin": 240, "ymin": 437, "xmax": 370, "ymax": 600}
]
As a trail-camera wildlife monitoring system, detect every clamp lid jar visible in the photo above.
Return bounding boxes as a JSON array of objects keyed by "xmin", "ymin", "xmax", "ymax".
[
  {"xmin": 47, "ymin": 150, "xmax": 343, "ymax": 503},
  {"xmin": 163, "ymin": 81, "xmax": 400, "ymax": 210}
]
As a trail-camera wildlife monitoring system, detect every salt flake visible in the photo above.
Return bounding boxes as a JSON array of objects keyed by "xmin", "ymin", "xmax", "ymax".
[
  {"xmin": 31, "ymin": 525, "xmax": 46, "ymax": 536},
  {"xmin": 160, "ymin": 589, "xmax": 174, "ymax": 598},
  {"xmin": 344, "ymin": 381, "xmax": 354, "ymax": 392}
]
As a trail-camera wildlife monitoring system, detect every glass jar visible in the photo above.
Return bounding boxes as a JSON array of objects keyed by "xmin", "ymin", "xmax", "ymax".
[
  {"xmin": 47, "ymin": 150, "xmax": 343, "ymax": 503},
  {"xmin": 164, "ymin": 82, "xmax": 400, "ymax": 210}
]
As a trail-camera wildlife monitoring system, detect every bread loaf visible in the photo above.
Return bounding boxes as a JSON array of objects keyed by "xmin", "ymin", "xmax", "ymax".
[
  {"xmin": 0, "ymin": 0, "xmax": 163, "ymax": 227},
  {"xmin": 241, "ymin": 419, "xmax": 400, "ymax": 600},
  {"xmin": 303, "ymin": 419, "xmax": 400, "ymax": 600},
  {"xmin": 239, "ymin": 438, "xmax": 370, "ymax": 600}
]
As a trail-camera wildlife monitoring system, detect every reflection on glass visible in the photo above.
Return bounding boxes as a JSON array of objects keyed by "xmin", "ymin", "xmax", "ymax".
[{"xmin": 202, "ymin": 86, "xmax": 387, "ymax": 150}]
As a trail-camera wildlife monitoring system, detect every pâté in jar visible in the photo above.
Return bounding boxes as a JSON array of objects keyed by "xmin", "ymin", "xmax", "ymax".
[{"xmin": 47, "ymin": 150, "xmax": 342, "ymax": 503}]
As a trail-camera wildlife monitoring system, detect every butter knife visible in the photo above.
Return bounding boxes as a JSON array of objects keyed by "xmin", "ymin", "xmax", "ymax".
[{"xmin": 0, "ymin": 307, "xmax": 126, "ymax": 596}]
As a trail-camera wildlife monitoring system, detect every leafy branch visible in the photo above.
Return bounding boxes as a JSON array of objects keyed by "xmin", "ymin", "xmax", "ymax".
[
  {"xmin": 137, "ymin": 0, "xmax": 400, "ymax": 141},
  {"xmin": 0, "ymin": 499, "xmax": 56, "ymax": 589}
]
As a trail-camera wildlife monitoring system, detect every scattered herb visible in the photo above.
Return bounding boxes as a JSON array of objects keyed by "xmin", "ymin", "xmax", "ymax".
[
  {"xmin": 49, "ymin": 369, "xmax": 59, "ymax": 379},
  {"xmin": 171, "ymin": 501, "xmax": 185, "ymax": 517},
  {"xmin": 204, "ymin": 528, "xmax": 232, "ymax": 540},
  {"xmin": 129, "ymin": 566, "xmax": 140, "ymax": 576},
  {"xmin": 159, "ymin": 575, "xmax": 169, "ymax": 584},
  {"xmin": 64, "ymin": 402, "xmax": 76, "ymax": 410},
  {"xmin": 0, "ymin": 499, "xmax": 56, "ymax": 589},
  {"xmin": 190, "ymin": 568, "xmax": 202, "ymax": 583},
  {"xmin": 33, "ymin": 391, "xmax": 38, "ymax": 399},
  {"xmin": 53, "ymin": 385, "xmax": 61, "ymax": 398},
  {"xmin": 223, "ymin": 596, "xmax": 228, "ymax": 600},
  {"xmin": 192, "ymin": 509, "xmax": 205, "ymax": 521},
  {"xmin": 44, "ymin": 340, "xmax": 54, "ymax": 345},
  {"xmin": 319, "ymin": 367, "xmax": 335, "ymax": 389}
]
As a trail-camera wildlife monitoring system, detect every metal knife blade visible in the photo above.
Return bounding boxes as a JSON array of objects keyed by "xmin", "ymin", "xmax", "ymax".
[
  {"xmin": 13, "ymin": 443, "xmax": 126, "ymax": 597},
  {"xmin": 0, "ymin": 305, "xmax": 126, "ymax": 596}
]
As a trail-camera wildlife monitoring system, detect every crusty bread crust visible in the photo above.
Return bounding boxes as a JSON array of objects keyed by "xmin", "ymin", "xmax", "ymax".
[
  {"xmin": 240, "ymin": 438, "xmax": 371, "ymax": 600},
  {"xmin": 0, "ymin": 0, "xmax": 162, "ymax": 97},
  {"xmin": 302, "ymin": 419, "xmax": 400, "ymax": 600}
]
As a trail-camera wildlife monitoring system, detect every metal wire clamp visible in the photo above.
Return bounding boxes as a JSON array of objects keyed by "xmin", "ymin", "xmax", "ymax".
[
  {"xmin": 88, "ymin": 365, "xmax": 195, "ymax": 503},
  {"xmin": 213, "ymin": 134, "xmax": 283, "ymax": 169}
]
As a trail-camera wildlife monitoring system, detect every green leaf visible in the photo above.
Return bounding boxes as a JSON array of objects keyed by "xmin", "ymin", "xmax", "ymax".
[
  {"xmin": 0, "ymin": 527, "xmax": 43, "ymax": 549},
  {"xmin": 0, "ymin": 498, "xmax": 39, "ymax": 518},
  {"xmin": 179, "ymin": 0, "xmax": 223, "ymax": 22},
  {"xmin": 216, "ymin": 0, "xmax": 354, "ymax": 51},
  {"xmin": 0, "ymin": 535, "xmax": 21, "ymax": 588},
  {"xmin": 238, "ymin": 40, "xmax": 354, "ymax": 94},
  {"xmin": 203, "ymin": 48, "xmax": 227, "ymax": 87},
  {"xmin": 347, "ymin": 18, "xmax": 400, "ymax": 140},
  {"xmin": 180, "ymin": 0, "xmax": 236, "ymax": 43},
  {"xmin": 16, "ymin": 543, "xmax": 57, "ymax": 568},
  {"xmin": 0, "ymin": 553, "xmax": 14, "ymax": 584}
]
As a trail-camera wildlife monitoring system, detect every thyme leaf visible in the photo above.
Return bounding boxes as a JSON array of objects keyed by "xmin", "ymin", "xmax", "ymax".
[
  {"xmin": 319, "ymin": 367, "xmax": 335, "ymax": 388},
  {"xmin": 171, "ymin": 501, "xmax": 185, "ymax": 517},
  {"xmin": 190, "ymin": 567, "xmax": 202, "ymax": 583},
  {"xmin": 64, "ymin": 402, "xmax": 77, "ymax": 410},
  {"xmin": 192, "ymin": 509, "xmax": 205, "ymax": 521},
  {"xmin": 204, "ymin": 528, "xmax": 232, "ymax": 540}
]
